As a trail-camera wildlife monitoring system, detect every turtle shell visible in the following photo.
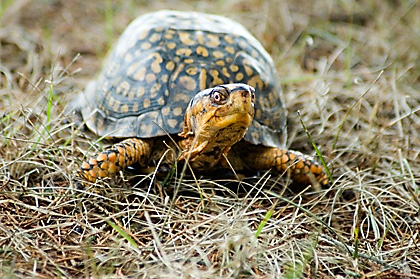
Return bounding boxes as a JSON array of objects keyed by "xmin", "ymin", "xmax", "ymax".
[{"xmin": 73, "ymin": 10, "xmax": 287, "ymax": 148}]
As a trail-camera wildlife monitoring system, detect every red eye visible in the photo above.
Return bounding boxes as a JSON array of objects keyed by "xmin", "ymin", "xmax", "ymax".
[{"xmin": 213, "ymin": 92, "xmax": 221, "ymax": 102}]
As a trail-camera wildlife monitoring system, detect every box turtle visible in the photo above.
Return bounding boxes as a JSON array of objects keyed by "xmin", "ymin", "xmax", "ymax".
[{"xmin": 70, "ymin": 10, "xmax": 328, "ymax": 186}]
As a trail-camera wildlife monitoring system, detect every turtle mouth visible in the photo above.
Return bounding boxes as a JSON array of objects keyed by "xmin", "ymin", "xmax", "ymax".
[{"xmin": 213, "ymin": 110, "xmax": 254, "ymax": 130}]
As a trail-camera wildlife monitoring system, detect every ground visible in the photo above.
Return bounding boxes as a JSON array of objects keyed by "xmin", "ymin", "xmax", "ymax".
[{"xmin": 1, "ymin": 0, "xmax": 420, "ymax": 278}]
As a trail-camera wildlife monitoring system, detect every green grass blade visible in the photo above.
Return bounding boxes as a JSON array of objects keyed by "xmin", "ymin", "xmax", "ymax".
[
  {"xmin": 106, "ymin": 219, "xmax": 138, "ymax": 249},
  {"xmin": 255, "ymin": 209, "xmax": 273, "ymax": 238},
  {"xmin": 298, "ymin": 111, "xmax": 333, "ymax": 184}
]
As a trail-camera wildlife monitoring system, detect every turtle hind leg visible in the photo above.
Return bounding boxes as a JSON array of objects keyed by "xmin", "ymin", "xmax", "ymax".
[
  {"xmin": 77, "ymin": 138, "xmax": 153, "ymax": 183},
  {"xmin": 239, "ymin": 144, "xmax": 329, "ymax": 186}
]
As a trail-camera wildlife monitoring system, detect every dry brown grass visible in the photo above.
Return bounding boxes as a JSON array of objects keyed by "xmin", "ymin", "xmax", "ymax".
[{"xmin": 1, "ymin": 0, "xmax": 420, "ymax": 278}]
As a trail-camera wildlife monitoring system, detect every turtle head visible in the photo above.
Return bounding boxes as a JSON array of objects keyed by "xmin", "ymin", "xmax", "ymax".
[{"xmin": 178, "ymin": 83, "xmax": 255, "ymax": 169}]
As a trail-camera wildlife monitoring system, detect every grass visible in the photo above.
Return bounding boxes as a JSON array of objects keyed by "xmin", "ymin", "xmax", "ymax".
[{"xmin": 1, "ymin": 0, "xmax": 420, "ymax": 278}]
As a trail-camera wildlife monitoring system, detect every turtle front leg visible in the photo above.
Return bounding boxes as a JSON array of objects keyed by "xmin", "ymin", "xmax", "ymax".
[
  {"xmin": 77, "ymin": 138, "xmax": 153, "ymax": 182},
  {"xmin": 239, "ymin": 144, "xmax": 329, "ymax": 186}
]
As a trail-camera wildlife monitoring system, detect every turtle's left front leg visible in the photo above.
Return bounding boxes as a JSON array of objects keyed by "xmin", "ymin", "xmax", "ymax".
[
  {"xmin": 238, "ymin": 144, "xmax": 329, "ymax": 186},
  {"xmin": 77, "ymin": 138, "xmax": 153, "ymax": 183}
]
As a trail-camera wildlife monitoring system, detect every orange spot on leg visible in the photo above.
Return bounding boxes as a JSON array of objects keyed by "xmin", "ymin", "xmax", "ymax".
[
  {"xmin": 281, "ymin": 154, "xmax": 289, "ymax": 164},
  {"xmin": 82, "ymin": 162, "xmax": 90, "ymax": 170},
  {"xmin": 97, "ymin": 153, "xmax": 107, "ymax": 162},
  {"xmin": 108, "ymin": 152, "xmax": 117, "ymax": 163}
]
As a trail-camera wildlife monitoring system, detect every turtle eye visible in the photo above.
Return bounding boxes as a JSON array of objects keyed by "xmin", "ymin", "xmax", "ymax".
[
  {"xmin": 213, "ymin": 92, "xmax": 222, "ymax": 102},
  {"xmin": 211, "ymin": 88, "xmax": 228, "ymax": 104}
]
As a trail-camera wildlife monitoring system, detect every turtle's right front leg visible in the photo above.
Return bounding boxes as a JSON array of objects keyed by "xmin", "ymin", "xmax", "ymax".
[{"xmin": 77, "ymin": 138, "xmax": 153, "ymax": 182}]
